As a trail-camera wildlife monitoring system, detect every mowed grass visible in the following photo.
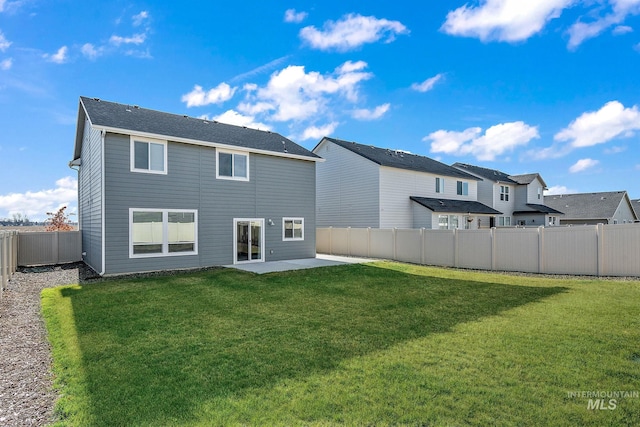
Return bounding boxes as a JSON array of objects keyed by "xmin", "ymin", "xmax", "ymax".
[{"xmin": 41, "ymin": 262, "xmax": 640, "ymax": 426}]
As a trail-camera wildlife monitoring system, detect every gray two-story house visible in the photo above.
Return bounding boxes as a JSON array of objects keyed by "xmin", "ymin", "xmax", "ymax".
[{"xmin": 70, "ymin": 97, "xmax": 321, "ymax": 275}]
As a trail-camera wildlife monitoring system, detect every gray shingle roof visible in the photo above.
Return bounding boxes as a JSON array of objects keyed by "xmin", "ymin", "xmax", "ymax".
[
  {"xmin": 452, "ymin": 163, "xmax": 518, "ymax": 184},
  {"xmin": 76, "ymin": 96, "xmax": 319, "ymax": 160},
  {"xmin": 513, "ymin": 204, "xmax": 564, "ymax": 215},
  {"xmin": 509, "ymin": 173, "xmax": 547, "ymax": 188},
  {"xmin": 321, "ymin": 137, "xmax": 479, "ymax": 180},
  {"xmin": 632, "ymin": 199, "xmax": 640, "ymax": 218},
  {"xmin": 544, "ymin": 191, "xmax": 629, "ymax": 220},
  {"xmin": 410, "ymin": 197, "xmax": 502, "ymax": 215}
]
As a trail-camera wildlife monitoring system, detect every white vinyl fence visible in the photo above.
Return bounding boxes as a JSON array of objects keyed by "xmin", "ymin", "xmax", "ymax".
[
  {"xmin": 317, "ymin": 224, "xmax": 640, "ymax": 277},
  {"xmin": 17, "ymin": 231, "xmax": 82, "ymax": 267},
  {"xmin": 0, "ymin": 231, "xmax": 19, "ymax": 302}
]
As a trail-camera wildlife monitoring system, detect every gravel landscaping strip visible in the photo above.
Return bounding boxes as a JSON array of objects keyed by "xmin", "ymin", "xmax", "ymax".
[{"xmin": 0, "ymin": 263, "xmax": 95, "ymax": 427}]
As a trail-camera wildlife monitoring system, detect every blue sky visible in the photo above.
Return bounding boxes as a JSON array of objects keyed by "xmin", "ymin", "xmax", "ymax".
[{"xmin": 1, "ymin": 0, "xmax": 640, "ymax": 220}]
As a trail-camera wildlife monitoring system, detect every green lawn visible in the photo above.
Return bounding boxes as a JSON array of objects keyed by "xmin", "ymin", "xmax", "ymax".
[{"xmin": 41, "ymin": 262, "xmax": 640, "ymax": 426}]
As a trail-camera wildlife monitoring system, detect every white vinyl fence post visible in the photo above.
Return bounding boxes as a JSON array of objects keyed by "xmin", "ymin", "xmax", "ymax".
[
  {"xmin": 597, "ymin": 223, "xmax": 604, "ymax": 277},
  {"xmin": 491, "ymin": 227, "xmax": 497, "ymax": 271},
  {"xmin": 538, "ymin": 226, "xmax": 544, "ymax": 274}
]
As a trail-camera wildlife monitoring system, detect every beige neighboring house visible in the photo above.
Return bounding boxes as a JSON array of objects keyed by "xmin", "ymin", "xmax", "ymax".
[
  {"xmin": 631, "ymin": 199, "xmax": 640, "ymax": 221},
  {"xmin": 313, "ymin": 137, "xmax": 501, "ymax": 229},
  {"xmin": 544, "ymin": 191, "xmax": 638, "ymax": 225},
  {"xmin": 452, "ymin": 164, "xmax": 563, "ymax": 227}
]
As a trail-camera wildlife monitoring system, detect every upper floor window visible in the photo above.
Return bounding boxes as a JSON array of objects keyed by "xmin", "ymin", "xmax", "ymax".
[
  {"xmin": 500, "ymin": 185, "xmax": 509, "ymax": 201},
  {"xmin": 435, "ymin": 177, "xmax": 444, "ymax": 193},
  {"xmin": 131, "ymin": 137, "xmax": 167, "ymax": 174},
  {"xmin": 217, "ymin": 149, "xmax": 249, "ymax": 181},
  {"xmin": 283, "ymin": 218, "xmax": 304, "ymax": 241},
  {"xmin": 537, "ymin": 187, "xmax": 542, "ymax": 200},
  {"xmin": 457, "ymin": 181, "xmax": 468, "ymax": 196}
]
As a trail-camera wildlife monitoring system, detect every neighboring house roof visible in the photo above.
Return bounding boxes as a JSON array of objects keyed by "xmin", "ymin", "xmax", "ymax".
[
  {"xmin": 73, "ymin": 96, "xmax": 320, "ymax": 162},
  {"xmin": 410, "ymin": 197, "xmax": 503, "ymax": 215},
  {"xmin": 513, "ymin": 204, "xmax": 564, "ymax": 215},
  {"xmin": 452, "ymin": 163, "xmax": 518, "ymax": 184},
  {"xmin": 632, "ymin": 199, "xmax": 640, "ymax": 219},
  {"xmin": 509, "ymin": 173, "xmax": 548, "ymax": 188},
  {"xmin": 318, "ymin": 137, "xmax": 479, "ymax": 180},
  {"xmin": 544, "ymin": 191, "xmax": 635, "ymax": 221}
]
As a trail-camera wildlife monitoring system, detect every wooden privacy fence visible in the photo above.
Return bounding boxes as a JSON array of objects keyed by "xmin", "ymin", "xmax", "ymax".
[
  {"xmin": 0, "ymin": 231, "xmax": 19, "ymax": 302},
  {"xmin": 317, "ymin": 224, "xmax": 640, "ymax": 277}
]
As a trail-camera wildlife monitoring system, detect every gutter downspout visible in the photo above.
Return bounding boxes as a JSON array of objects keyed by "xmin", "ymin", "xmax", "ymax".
[{"xmin": 100, "ymin": 129, "xmax": 106, "ymax": 276}]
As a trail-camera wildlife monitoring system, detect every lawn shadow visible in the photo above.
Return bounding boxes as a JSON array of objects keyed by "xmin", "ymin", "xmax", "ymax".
[{"xmin": 57, "ymin": 263, "xmax": 567, "ymax": 426}]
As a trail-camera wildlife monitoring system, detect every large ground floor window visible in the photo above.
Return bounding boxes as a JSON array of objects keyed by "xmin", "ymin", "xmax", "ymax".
[
  {"xmin": 130, "ymin": 208, "xmax": 197, "ymax": 257},
  {"xmin": 438, "ymin": 214, "xmax": 471, "ymax": 230}
]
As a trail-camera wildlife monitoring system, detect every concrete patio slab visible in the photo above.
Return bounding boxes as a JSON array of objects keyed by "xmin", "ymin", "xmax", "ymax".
[{"xmin": 224, "ymin": 254, "xmax": 376, "ymax": 274}]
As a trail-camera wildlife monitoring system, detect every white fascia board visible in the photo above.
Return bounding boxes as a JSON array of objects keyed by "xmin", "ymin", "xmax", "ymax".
[{"xmin": 93, "ymin": 125, "xmax": 325, "ymax": 163}]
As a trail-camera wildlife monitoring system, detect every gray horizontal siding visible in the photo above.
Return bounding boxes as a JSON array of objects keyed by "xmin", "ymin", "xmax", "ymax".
[
  {"xmin": 78, "ymin": 120, "xmax": 103, "ymax": 273},
  {"xmin": 314, "ymin": 141, "xmax": 379, "ymax": 227},
  {"xmin": 103, "ymin": 132, "xmax": 315, "ymax": 274}
]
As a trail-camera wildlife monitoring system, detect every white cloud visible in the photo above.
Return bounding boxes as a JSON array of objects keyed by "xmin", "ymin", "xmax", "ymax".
[
  {"xmin": 0, "ymin": 177, "xmax": 77, "ymax": 221},
  {"xmin": 44, "ymin": 46, "xmax": 68, "ymax": 64},
  {"xmin": 352, "ymin": 103, "xmax": 390, "ymax": 120},
  {"xmin": 0, "ymin": 31, "xmax": 10, "ymax": 52},
  {"xmin": 554, "ymin": 101, "xmax": 640, "ymax": 147},
  {"xmin": 441, "ymin": 0, "xmax": 573, "ymax": 42},
  {"xmin": 411, "ymin": 74, "xmax": 443, "ymax": 92},
  {"xmin": 569, "ymin": 158, "xmax": 600, "ymax": 173},
  {"xmin": 0, "ymin": 57, "xmax": 11, "ymax": 70},
  {"xmin": 237, "ymin": 101, "xmax": 273, "ymax": 115},
  {"xmin": 230, "ymin": 56, "xmax": 291, "ymax": 83},
  {"xmin": 132, "ymin": 10, "xmax": 149, "ymax": 27},
  {"xmin": 249, "ymin": 61, "xmax": 373, "ymax": 122},
  {"xmin": 81, "ymin": 43, "xmax": 102, "ymax": 60},
  {"xmin": 426, "ymin": 121, "xmax": 539, "ymax": 161},
  {"xmin": 209, "ymin": 109, "xmax": 271, "ymax": 131},
  {"xmin": 300, "ymin": 122, "xmax": 339, "ymax": 140},
  {"xmin": 0, "ymin": 0, "xmax": 5, "ymax": 12},
  {"xmin": 612, "ymin": 24, "xmax": 633, "ymax": 34},
  {"xmin": 299, "ymin": 13, "xmax": 408, "ymax": 51},
  {"xmin": 181, "ymin": 83, "xmax": 237, "ymax": 107},
  {"xmin": 567, "ymin": 0, "xmax": 640, "ymax": 48},
  {"xmin": 545, "ymin": 185, "xmax": 576, "ymax": 195},
  {"xmin": 109, "ymin": 33, "xmax": 146, "ymax": 46},
  {"xmin": 284, "ymin": 9, "xmax": 307, "ymax": 23},
  {"xmin": 604, "ymin": 145, "xmax": 627, "ymax": 154}
]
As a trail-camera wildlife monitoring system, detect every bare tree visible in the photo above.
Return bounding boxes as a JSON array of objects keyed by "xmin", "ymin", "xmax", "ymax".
[{"xmin": 45, "ymin": 206, "xmax": 74, "ymax": 231}]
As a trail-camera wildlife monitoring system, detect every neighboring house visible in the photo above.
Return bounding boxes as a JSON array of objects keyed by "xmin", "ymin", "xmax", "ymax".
[
  {"xmin": 452, "ymin": 164, "xmax": 564, "ymax": 227},
  {"xmin": 544, "ymin": 191, "xmax": 638, "ymax": 226},
  {"xmin": 631, "ymin": 199, "xmax": 640, "ymax": 221},
  {"xmin": 70, "ymin": 97, "xmax": 321, "ymax": 275},
  {"xmin": 313, "ymin": 137, "xmax": 501, "ymax": 229}
]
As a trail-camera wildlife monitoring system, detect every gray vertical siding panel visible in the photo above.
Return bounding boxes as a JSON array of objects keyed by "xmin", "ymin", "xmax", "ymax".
[
  {"xmin": 102, "ymin": 133, "xmax": 316, "ymax": 274},
  {"xmin": 78, "ymin": 119, "xmax": 103, "ymax": 273}
]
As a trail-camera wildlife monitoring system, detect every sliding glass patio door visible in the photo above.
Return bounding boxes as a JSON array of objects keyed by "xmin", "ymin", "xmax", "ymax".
[{"xmin": 234, "ymin": 219, "xmax": 264, "ymax": 263}]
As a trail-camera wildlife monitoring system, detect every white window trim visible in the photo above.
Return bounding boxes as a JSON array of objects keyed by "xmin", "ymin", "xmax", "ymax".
[
  {"xmin": 282, "ymin": 217, "xmax": 304, "ymax": 241},
  {"xmin": 216, "ymin": 148, "xmax": 250, "ymax": 181},
  {"xmin": 130, "ymin": 136, "xmax": 168, "ymax": 175},
  {"xmin": 436, "ymin": 177, "xmax": 444, "ymax": 193},
  {"xmin": 457, "ymin": 181, "xmax": 469, "ymax": 196},
  {"xmin": 129, "ymin": 208, "xmax": 198, "ymax": 258}
]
